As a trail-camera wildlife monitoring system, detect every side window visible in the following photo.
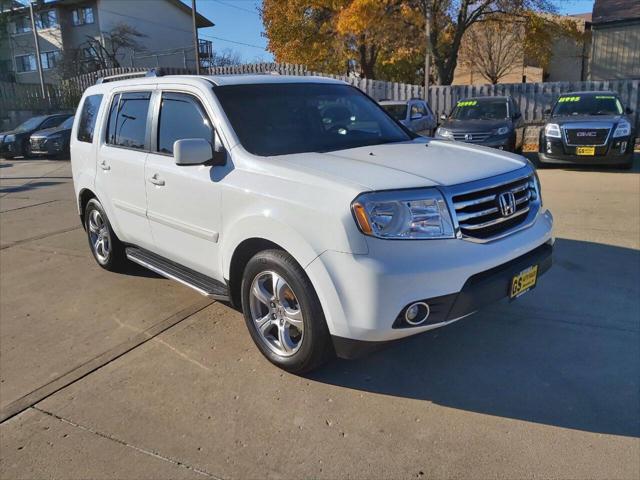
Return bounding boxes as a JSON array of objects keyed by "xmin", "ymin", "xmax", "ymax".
[
  {"xmin": 410, "ymin": 103, "xmax": 426, "ymax": 117},
  {"xmin": 77, "ymin": 94, "xmax": 103, "ymax": 143},
  {"xmin": 106, "ymin": 92, "xmax": 151, "ymax": 150},
  {"xmin": 157, "ymin": 93, "xmax": 212, "ymax": 155}
]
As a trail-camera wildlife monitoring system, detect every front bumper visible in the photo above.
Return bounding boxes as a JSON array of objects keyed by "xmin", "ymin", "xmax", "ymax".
[
  {"xmin": 306, "ymin": 209, "xmax": 554, "ymax": 352},
  {"xmin": 538, "ymin": 134, "xmax": 634, "ymax": 165}
]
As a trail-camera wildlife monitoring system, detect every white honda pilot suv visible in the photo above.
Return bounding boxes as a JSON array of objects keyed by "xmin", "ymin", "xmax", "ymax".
[{"xmin": 71, "ymin": 71, "xmax": 554, "ymax": 373}]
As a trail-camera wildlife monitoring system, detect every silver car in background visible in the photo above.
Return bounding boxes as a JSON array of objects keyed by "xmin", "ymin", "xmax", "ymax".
[{"xmin": 380, "ymin": 98, "xmax": 437, "ymax": 136}]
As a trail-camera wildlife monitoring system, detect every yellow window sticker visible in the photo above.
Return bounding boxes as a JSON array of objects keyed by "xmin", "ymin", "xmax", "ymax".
[
  {"xmin": 457, "ymin": 100, "xmax": 478, "ymax": 107},
  {"xmin": 558, "ymin": 96, "xmax": 581, "ymax": 103}
]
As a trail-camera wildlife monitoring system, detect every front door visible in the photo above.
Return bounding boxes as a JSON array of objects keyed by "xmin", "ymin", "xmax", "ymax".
[
  {"xmin": 95, "ymin": 90, "xmax": 154, "ymax": 250},
  {"xmin": 145, "ymin": 90, "xmax": 224, "ymax": 280}
]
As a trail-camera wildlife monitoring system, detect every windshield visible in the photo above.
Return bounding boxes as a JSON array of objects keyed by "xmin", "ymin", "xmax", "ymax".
[
  {"xmin": 450, "ymin": 99, "xmax": 508, "ymax": 120},
  {"xmin": 214, "ymin": 83, "xmax": 412, "ymax": 156},
  {"xmin": 60, "ymin": 116, "xmax": 75, "ymax": 129},
  {"xmin": 14, "ymin": 116, "xmax": 46, "ymax": 133},
  {"xmin": 382, "ymin": 104, "xmax": 407, "ymax": 121},
  {"xmin": 552, "ymin": 94, "xmax": 623, "ymax": 116}
]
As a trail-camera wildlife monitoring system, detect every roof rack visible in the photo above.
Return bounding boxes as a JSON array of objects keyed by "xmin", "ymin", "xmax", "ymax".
[{"xmin": 96, "ymin": 69, "xmax": 165, "ymax": 85}]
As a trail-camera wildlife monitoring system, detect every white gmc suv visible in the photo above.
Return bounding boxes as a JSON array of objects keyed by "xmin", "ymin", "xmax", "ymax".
[{"xmin": 70, "ymin": 71, "xmax": 554, "ymax": 373}]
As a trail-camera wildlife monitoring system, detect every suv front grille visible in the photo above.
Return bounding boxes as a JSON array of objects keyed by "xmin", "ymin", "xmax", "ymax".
[
  {"xmin": 30, "ymin": 137, "xmax": 46, "ymax": 150},
  {"xmin": 452, "ymin": 132, "xmax": 491, "ymax": 143},
  {"xmin": 450, "ymin": 173, "xmax": 537, "ymax": 241},
  {"xmin": 564, "ymin": 128, "xmax": 609, "ymax": 146}
]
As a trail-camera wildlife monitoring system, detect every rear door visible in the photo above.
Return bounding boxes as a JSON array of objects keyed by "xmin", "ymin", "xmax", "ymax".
[
  {"xmin": 144, "ymin": 88, "xmax": 224, "ymax": 280},
  {"xmin": 94, "ymin": 89, "xmax": 155, "ymax": 249}
]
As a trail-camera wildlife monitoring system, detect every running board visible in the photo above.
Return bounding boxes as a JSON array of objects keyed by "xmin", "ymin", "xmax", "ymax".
[{"xmin": 125, "ymin": 247, "xmax": 229, "ymax": 301}]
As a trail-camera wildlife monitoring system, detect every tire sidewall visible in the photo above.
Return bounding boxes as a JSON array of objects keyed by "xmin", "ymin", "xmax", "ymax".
[{"xmin": 241, "ymin": 251, "xmax": 325, "ymax": 372}]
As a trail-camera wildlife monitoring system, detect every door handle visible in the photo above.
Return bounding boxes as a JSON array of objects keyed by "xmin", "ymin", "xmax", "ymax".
[
  {"xmin": 148, "ymin": 174, "xmax": 165, "ymax": 186},
  {"xmin": 99, "ymin": 160, "xmax": 110, "ymax": 171}
]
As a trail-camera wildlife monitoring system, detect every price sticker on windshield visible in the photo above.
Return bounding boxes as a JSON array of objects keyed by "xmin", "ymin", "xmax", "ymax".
[
  {"xmin": 558, "ymin": 96, "xmax": 581, "ymax": 103},
  {"xmin": 457, "ymin": 100, "xmax": 478, "ymax": 107}
]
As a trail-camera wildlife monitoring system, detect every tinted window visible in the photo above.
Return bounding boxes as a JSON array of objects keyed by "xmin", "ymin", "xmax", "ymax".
[
  {"xmin": 40, "ymin": 115, "xmax": 67, "ymax": 129},
  {"xmin": 78, "ymin": 95, "xmax": 103, "ymax": 143},
  {"xmin": 106, "ymin": 92, "xmax": 151, "ymax": 150},
  {"xmin": 450, "ymin": 99, "xmax": 508, "ymax": 120},
  {"xmin": 157, "ymin": 93, "xmax": 212, "ymax": 154},
  {"xmin": 551, "ymin": 94, "xmax": 623, "ymax": 117},
  {"xmin": 14, "ymin": 116, "xmax": 47, "ymax": 133},
  {"xmin": 61, "ymin": 116, "xmax": 75, "ymax": 129},
  {"xmin": 382, "ymin": 104, "xmax": 408, "ymax": 121},
  {"xmin": 214, "ymin": 83, "xmax": 411, "ymax": 156}
]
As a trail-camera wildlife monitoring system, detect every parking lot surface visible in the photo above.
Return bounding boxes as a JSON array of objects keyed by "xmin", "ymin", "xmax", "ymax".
[{"xmin": 0, "ymin": 156, "xmax": 639, "ymax": 479}]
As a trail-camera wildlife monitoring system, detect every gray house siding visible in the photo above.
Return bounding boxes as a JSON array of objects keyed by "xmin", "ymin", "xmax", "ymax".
[{"xmin": 590, "ymin": 20, "xmax": 640, "ymax": 80}]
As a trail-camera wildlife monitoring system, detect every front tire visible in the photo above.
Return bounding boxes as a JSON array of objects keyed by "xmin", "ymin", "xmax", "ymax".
[
  {"xmin": 84, "ymin": 199, "xmax": 126, "ymax": 271},
  {"xmin": 241, "ymin": 249, "xmax": 334, "ymax": 373}
]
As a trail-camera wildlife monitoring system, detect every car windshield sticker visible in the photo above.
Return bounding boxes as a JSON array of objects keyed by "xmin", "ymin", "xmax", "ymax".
[
  {"xmin": 558, "ymin": 96, "xmax": 581, "ymax": 103},
  {"xmin": 595, "ymin": 95, "xmax": 615, "ymax": 100},
  {"xmin": 457, "ymin": 100, "xmax": 478, "ymax": 107}
]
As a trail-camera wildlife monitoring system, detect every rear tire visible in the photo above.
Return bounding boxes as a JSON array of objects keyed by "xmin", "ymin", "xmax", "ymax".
[
  {"xmin": 84, "ymin": 198, "xmax": 127, "ymax": 272},
  {"xmin": 241, "ymin": 249, "xmax": 334, "ymax": 373}
]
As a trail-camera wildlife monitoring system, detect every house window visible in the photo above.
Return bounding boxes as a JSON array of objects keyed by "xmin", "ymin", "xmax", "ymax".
[
  {"xmin": 40, "ymin": 51, "xmax": 60, "ymax": 69},
  {"xmin": 14, "ymin": 16, "xmax": 31, "ymax": 34},
  {"xmin": 15, "ymin": 54, "xmax": 36, "ymax": 72},
  {"xmin": 15, "ymin": 51, "xmax": 60, "ymax": 72},
  {"xmin": 72, "ymin": 7, "xmax": 94, "ymax": 26},
  {"xmin": 36, "ymin": 10, "xmax": 58, "ymax": 29}
]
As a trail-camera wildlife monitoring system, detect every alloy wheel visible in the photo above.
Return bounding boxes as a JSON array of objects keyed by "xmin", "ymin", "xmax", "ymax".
[
  {"xmin": 88, "ymin": 209, "xmax": 111, "ymax": 264},
  {"xmin": 249, "ymin": 270, "xmax": 304, "ymax": 357}
]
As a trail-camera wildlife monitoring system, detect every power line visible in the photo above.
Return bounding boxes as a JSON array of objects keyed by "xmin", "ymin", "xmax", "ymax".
[
  {"xmin": 210, "ymin": 0, "xmax": 259, "ymax": 15},
  {"xmin": 199, "ymin": 33, "xmax": 265, "ymax": 49}
]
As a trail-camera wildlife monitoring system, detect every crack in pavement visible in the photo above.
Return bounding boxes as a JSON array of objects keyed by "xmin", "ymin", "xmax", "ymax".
[
  {"xmin": 32, "ymin": 407, "xmax": 222, "ymax": 479},
  {"xmin": 0, "ymin": 299, "xmax": 214, "ymax": 423},
  {"xmin": 0, "ymin": 199, "xmax": 60, "ymax": 213},
  {"xmin": 0, "ymin": 226, "xmax": 82, "ymax": 250}
]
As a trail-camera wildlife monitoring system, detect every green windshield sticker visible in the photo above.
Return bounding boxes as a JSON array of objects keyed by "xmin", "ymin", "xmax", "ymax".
[
  {"xmin": 595, "ymin": 95, "xmax": 615, "ymax": 99},
  {"xmin": 457, "ymin": 100, "xmax": 478, "ymax": 107},
  {"xmin": 558, "ymin": 96, "xmax": 581, "ymax": 103}
]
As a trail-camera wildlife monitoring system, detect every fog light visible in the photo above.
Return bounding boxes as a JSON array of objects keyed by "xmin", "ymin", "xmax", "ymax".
[
  {"xmin": 546, "ymin": 141, "xmax": 552, "ymax": 154},
  {"xmin": 620, "ymin": 141, "xmax": 627, "ymax": 153},
  {"xmin": 498, "ymin": 146, "xmax": 504, "ymax": 150},
  {"xmin": 405, "ymin": 302, "xmax": 430, "ymax": 326}
]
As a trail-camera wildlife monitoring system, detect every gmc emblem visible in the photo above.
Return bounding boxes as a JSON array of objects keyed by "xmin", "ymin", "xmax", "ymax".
[{"xmin": 576, "ymin": 131, "xmax": 597, "ymax": 137}]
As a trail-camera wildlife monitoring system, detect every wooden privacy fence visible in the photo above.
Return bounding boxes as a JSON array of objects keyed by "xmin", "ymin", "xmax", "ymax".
[{"xmin": 2, "ymin": 63, "xmax": 639, "ymax": 130}]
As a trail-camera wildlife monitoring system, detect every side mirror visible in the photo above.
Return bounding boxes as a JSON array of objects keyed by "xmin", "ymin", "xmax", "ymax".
[
  {"xmin": 625, "ymin": 107, "xmax": 634, "ymax": 115},
  {"xmin": 513, "ymin": 112, "xmax": 522, "ymax": 119},
  {"xmin": 440, "ymin": 114, "xmax": 447, "ymax": 121},
  {"xmin": 212, "ymin": 132, "xmax": 227, "ymax": 166},
  {"xmin": 544, "ymin": 108, "xmax": 552, "ymax": 116},
  {"xmin": 174, "ymin": 138, "xmax": 213, "ymax": 166}
]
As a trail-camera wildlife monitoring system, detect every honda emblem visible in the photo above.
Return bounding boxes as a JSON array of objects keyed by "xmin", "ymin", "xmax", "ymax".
[{"xmin": 498, "ymin": 191, "xmax": 516, "ymax": 217}]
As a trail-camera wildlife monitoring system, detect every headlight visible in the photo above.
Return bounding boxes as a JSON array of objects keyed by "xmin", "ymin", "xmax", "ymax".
[
  {"xmin": 5, "ymin": 134, "xmax": 15, "ymax": 143},
  {"xmin": 494, "ymin": 126, "xmax": 510, "ymax": 136},
  {"xmin": 613, "ymin": 119, "xmax": 631, "ymax": 138},
  {"xmin": 352, "ymin": 188, "xmax": 455, "ymax": 239},
  {"xmin": 436, "ymin": 127, "xmax": 453, "ymax": 139},
  {"xmin": 544, "ymin": 123, "xmax": 561, "ymax": 139}
]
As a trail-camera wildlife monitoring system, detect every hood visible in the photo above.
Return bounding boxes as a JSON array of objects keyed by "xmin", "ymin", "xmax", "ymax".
[
  {"xmin": 31, "ymin": 125, "xmax": 70, "ymax": 138},
  {"xmin": 274, "ymin": 138, "xmax": 527, "ymax": 191},
  {"xmin": 440, "ymin": 118, "xmax": 510, "ymax": 132},
  {"xmin": 549, "ymin": 114, "xmax": 625, "ymax": 125}
]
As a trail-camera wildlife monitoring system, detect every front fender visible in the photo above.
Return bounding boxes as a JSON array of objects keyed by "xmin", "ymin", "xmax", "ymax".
[{"xmin": 221, "ymin": 215, "xmax": 323, "ymax": 277}]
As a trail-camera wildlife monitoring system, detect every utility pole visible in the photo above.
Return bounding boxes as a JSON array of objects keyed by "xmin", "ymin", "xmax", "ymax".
[
  {"xmin": 191, "ymin": 0, "xmax": 201, "ymax": 74},
  {"xmin": 28, "ymin": 1, "xmax": 46, "ymax": 98},
  {"xmin": 424, "ymin": 1, "xmax": 432, "ymax": 100}
]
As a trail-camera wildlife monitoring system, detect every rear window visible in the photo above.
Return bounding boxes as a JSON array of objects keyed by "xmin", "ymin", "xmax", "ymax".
[
  {"xmin": 77, "ymin": 94, "xmax": 103, "ymax": 143},
  {"xmin": 106, "ymin": 92, "xmax": 151, "ymax": 150}
]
